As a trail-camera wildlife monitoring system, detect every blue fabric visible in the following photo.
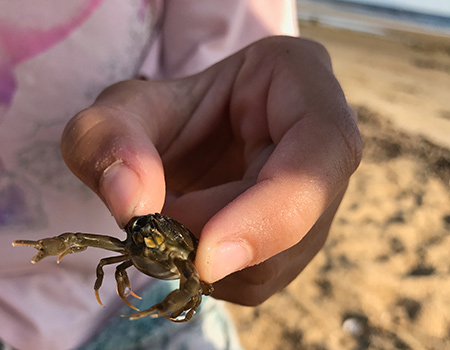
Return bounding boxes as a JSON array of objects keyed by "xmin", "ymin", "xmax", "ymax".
[
  {"xmin": 78, "ymin": 280, "xmax": 243, "ymax": 350},
  {"xmin": 0, "ymin": 280, "xmax": 242, "ymax": 350}
]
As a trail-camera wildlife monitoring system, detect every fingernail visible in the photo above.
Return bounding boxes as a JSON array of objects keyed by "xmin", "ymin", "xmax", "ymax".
[
  {"xmin": 208, "ymin": 241, "xmax": 252, "ymax": 282},
  {"xmin": 100, "ymin": 162, "xmax": 141, "ymax": 224}
]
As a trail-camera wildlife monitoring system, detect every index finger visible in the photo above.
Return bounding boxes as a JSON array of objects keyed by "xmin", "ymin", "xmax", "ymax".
[{"xmin": 195, "ymin": 37, "xmax": 362, "ymax": 283}]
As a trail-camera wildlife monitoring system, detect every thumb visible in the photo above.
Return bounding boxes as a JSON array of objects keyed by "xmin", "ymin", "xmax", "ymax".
[{"xmin": 60, "ymin": 85, "xmax": 166, "ymax": 227}]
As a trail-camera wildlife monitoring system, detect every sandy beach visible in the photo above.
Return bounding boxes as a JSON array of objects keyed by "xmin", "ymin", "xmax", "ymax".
[{"xmin": 227, "ymin": 21, "xmax": 450, "ymax": 350}]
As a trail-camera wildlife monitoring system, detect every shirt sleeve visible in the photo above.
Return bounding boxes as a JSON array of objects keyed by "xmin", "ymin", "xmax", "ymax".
[{"xmin": 139, "ymin": 0, "xmax": 298, "ymax": 79}]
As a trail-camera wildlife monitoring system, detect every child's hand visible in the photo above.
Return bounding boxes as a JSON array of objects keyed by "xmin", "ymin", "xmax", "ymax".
[{"xmin": 61, "ymin": 36, "xmax": 362, "ymax": 305}]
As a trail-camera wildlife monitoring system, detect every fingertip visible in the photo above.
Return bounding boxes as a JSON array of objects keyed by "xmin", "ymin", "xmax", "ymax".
[
  {"xmin": 197, "ymin": 239, "xmax": 253, "ymax": 283},
  {"xmin": 100, "ymin": 160, "xmax": 165, "ymax": 227},
  {"xmin": 100, "ymin": 162, "xmax": 142, "ymax": 225}
]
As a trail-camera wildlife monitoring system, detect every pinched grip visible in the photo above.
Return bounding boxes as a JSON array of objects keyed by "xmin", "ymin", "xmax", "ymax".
[{"xmin": 13, "ymin": 214, "xmax": 213, "ymax": 322}]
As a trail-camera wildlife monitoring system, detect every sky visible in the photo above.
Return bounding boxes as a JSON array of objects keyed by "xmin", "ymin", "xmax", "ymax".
[{"xmin": 337, "ymin": 0, "xmax": 450, "ymax": 17}]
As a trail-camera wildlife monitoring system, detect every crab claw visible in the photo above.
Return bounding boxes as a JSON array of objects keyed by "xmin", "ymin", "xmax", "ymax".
[
  {"xmin": 121, "ymin": 302, "xmax": 197, "ymax": 323},
  {"xmin": 56, "ymin": 246, "xmax": 88, "ymax": 263},
  {"xmin": 121, "ymin": 289, "xmax": 202, "ymax": 322},
  {"xmin": 12, "ymin": 234, "xmax": 90, "ymax": 264},
  {"xmin": 121, "ymin": 306, "xmax": 160, "ymax": 320},
  {"xmin": 13, "ymin": 238, "xmax": 69, "ymax": 264}
]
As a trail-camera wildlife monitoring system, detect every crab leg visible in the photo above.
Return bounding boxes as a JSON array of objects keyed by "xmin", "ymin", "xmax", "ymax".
[
  {"xmin": 115, "ymin": 260, "xmax": 142, "ymax": 311},
  {"xmin": 94, "ymin": 255, "xmax": 131, "ymax": 306},
  {"xmin": 122, "ymin": 256, "xmax": 206, "ymax": 321}
]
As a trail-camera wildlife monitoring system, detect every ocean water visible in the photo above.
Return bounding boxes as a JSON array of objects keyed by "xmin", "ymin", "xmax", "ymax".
[
  {"xmin": 335, "ymin": 0, "xmax": 450, "ymax": 17},
  {"xmin": 297, "ymin": 0, "xmax": 450, "ymax": 36}
]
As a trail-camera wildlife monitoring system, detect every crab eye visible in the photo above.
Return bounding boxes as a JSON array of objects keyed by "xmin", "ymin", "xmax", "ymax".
[
  {"xmin": 133, "ymin": 233, "xmax": 144, "ymax": 244},
  {"xmin": 132, "ymin": 217, "xmax": 149, "ymax": 231}
]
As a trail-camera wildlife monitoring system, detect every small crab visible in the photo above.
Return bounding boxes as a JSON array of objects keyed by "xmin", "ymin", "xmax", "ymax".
[{"xmin": 12, "ymin": 213, "xmax": 213, "ymax": 322}]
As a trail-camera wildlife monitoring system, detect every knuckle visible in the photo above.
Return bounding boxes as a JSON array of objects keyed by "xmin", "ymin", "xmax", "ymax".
[
  {"xmin": 60, "ymin": 106, "xmax": 120, "ymax": 191},
  {"xmin": 249, "ymin": 36, "xmax": 331, "ymax": 67},
  {"xmin": 335, "ymin": 107, "xmax": 363, "ymax": 176},
  {"xmin": 61, "ymin": 107, "xmax": 104, "ymax": 158}
]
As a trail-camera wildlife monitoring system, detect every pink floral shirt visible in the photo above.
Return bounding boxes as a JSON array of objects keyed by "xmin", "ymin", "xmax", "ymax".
[{"xmin": 0, "ymin": 1, "xmax": 297, "ymax": 349}]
